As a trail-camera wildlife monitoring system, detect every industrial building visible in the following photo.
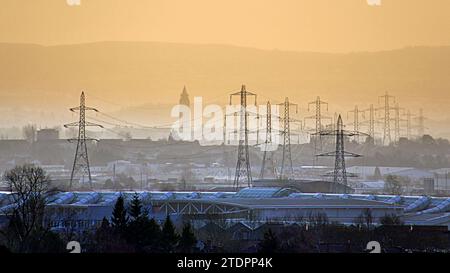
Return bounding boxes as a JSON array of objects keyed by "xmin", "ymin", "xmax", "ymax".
[
  {"xmin": 1, "ymin": 187, "xmax": 449, "ymax": 232},
  {"xmin": 36, "ymin": 128, "xmax": 59, "ymax": 142}
]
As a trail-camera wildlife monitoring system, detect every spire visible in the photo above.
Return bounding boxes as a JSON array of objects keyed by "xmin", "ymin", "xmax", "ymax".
[{"xmin": 179, "ymin": 86, "xmax": 190, "ymax": 106}]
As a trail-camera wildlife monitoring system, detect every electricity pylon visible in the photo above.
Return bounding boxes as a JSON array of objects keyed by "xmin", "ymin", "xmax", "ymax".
[
  {"xmin": 259, "ymin": 101, "xmax": 278, "ymax": 180},
  {"xmin": 314, "ymin": 115, "xmax": 363, "ymax": 193},
  {"xmin": 362, "ymin": 104, "xmax": 379, "ymax": 140},
  {"xmin": 378, "ymin": 92, "xmax": 395, "ymax": 145},
  {"xmin": 64, "ymin": 91, "xmax": 103, "ymax": 189},
  {"xmin": 332, "ymin": 112, "xmax": 339, "ymax": 131},
  {"xmin": 306, "ymin": 96, "xmax": 331, "ymax": 136},
  {"xmin": 390, "ymin": 103, "xmax": 405, "ymax": 143},
  {"xmin": 230, "ymin": 85, "xmax": 257, "ymax": 190},
  {"xmin": 403, "ymin": 109, "xmax": 415, "ymax": 139},
  {"xmin": 305, "ymin": 96, "xmax": 331, "ymax": 165},
  {"xmin": 414, "ymin": 108, "xmax": 427, "ymax": 137},
  {"xmin": 278, "ymin": 97, "xmax": 298, "ymax": 180},
  {"xmin": 347, "ymin": 105, "xmax": 365, "ymax": 143}
]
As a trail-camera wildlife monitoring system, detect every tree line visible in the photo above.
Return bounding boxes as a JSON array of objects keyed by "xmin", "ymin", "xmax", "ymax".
[
  {"xmin": 84, "ymin": 193, "xmax": 198, "ymax": 253},
  {"xmin": 0, "ymin": 164, "xmax": 197, "ymax": 253}
]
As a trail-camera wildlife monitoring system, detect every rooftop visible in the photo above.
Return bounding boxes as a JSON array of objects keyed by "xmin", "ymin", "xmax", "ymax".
[{"xmin": 1, "ymin": 188, "xmax": 449, "ymax": 216}]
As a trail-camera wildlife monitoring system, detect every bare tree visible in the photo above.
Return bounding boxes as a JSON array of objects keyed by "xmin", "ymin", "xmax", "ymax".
[
  {"xmin": 384, "ymin": 175, "xmax": 406, "ymax": 195},
  {"xmin": 46, "ymin": 206, "xmax": 81, "ymax": 243},
  {"xmin": 363, "ymin": 209, "xmax": 373, "ymax": 230},
  {"xmin": 353, "ymin": 209, "xmax": 374, "ymax": 231},
  {"xmin": 2, "ymin": 164, "xmax": 53, "ymax": 251}
]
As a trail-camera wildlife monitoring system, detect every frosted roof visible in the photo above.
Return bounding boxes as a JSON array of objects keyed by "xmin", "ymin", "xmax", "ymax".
[{"xmin": 1, "ymin": 189, "xmax": 449, "ymax": 215}]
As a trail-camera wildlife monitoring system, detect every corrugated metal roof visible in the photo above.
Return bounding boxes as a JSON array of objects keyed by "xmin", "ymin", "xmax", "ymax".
[
  {"xmin": 0, "ymin": 190, "xmax": 449, "ymax": 215},
  {"xmin": 234, "ymin": 187, "xmax": 298, "ymax": 198},
  {"xmin": 214, "ymin": 197, "xmax": 401, "ymax": 209}
]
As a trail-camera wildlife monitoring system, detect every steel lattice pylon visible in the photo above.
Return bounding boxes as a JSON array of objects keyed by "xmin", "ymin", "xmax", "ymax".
[
  {"xmin": 392, "ymin": 103, "xmax": 404, "ymax": 143},
  {"xmin": 315, "ymin": 115, "xmax": 363, "ymax": 193},
  {"xmin": 278, "ymin": 97, "xmax": 298, "ymax": 180},
  {"xmin": 378, "ymin": 92, "xmax": 395, "ymax": 146},
  {"xmin": 348, "ymin": 105, "xmax": 365, "ymax": 143},
  {"xmin": 230, "ymin": 85, "xmax": 257, "ymax": 190},
  {"xmin": 260, "ymin": 101, "xmax": 278, "ymax": 180},
  {"xmin": 414, "ymin": 108, "xmax": 427, "ymax": 137},
  {"xmin": 403, "ymin": 109, "xmax": 415, "ymax": 139},
  {"xmin": 305, "ymin": 96, "xmax": 331, "ymax": 166},
  {"xmin": 362, "ymin": 104, "xmax": 377, "ymax": 139},
  {"xmin": 65, "ymin": 92, "xmax": 103, "ymax": 189},
  {"xmin": 333, "ymin": 115, "xmax": 347, "ymax": 188}
]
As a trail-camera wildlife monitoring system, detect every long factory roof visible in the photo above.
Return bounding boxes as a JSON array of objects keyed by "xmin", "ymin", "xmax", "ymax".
[{"xmin": 1, "ymin": 187, "xmax": 449, "ymax": 216}]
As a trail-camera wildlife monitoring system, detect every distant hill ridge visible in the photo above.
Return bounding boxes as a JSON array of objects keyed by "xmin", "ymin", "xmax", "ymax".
[{"xmin": 0, "ymin": 42, "xmax": 449, "ymax": 139}]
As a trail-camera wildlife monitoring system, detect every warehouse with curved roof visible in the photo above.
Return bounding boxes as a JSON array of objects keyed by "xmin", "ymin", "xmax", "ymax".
[{"xmin": 1, "ymin": 187, "xmax": 449, "ymax": 231}]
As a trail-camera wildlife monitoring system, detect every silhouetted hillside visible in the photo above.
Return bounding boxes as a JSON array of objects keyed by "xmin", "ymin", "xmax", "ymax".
[{"xmin": 0, "ymin": 42, "xmax": 449, "ymax": 136}]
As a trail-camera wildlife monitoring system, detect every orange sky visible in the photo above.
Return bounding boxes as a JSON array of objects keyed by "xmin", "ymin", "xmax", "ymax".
[
  {"xmin": 1, "ymin": 0, "xmax": 449, "ymax": 52},
  {"xmin": 0, "ymin": 0, "xmax": 450, "ymax": 138}
]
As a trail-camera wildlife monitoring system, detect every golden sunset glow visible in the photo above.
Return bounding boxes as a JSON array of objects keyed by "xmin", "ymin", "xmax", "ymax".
[
  {"xmin": 1, "ymin": 0, "xmax": 450, "ymax": 52},
  {"xmin": 0, "ymin": 0, "xmax": 449, "ymax": 137}
]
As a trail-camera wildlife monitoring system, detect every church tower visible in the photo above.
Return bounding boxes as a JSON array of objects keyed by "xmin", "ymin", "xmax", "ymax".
[
  {"xmin": 172, "ymin": 86, "xmax": 191, "ymax": 142},
  {"xmin": 179, "ymin": 86, "xmax": 190, "ymax": 106}
]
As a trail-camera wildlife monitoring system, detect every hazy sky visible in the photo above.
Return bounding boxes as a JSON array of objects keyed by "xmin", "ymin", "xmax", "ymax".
[
  {"xmin": 1, "ymin": 0, "xmax": 449, "ymax": 52},
  {"xmin": 1, "ymin": 0, "xmax": 450, "ymax": 139}
]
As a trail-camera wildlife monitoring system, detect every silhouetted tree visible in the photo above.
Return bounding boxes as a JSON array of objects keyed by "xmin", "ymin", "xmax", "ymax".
[
  {"xmin": 125, "ymin": 193, "xmax": 158, "ymax": 251},
  {"xmin": 91, "ymin": 217, "xmax": 133, "ymax": 253},
  {"xmin": 384, "ymin": 175, "xmax": 405, "ymax": 195},
  {"xmin": 141, "ymin": 218, "xmax": 162, "ymax": 252},
  {"xmin": 380, "ymin": 214, "xmax": 404, "ymax": 226},
  {"xmin": 421, "ymin": 135, "xmax": 435, "ymax": 145},
  {"xmin": 258, "ymin": 229, "xmax": 278, "ymax": 253},
  {"xmin": 354, "ymin": 209, "xmax": 374, "ymax": 232},
  {"xmin": 178, "ymin": 222, "xmax": 197, "ymax": 253},
  {"xmin": 26, "ymin": 229, "xmax": 65, "ymax": 253},
  {"xmin": 103, "ymin": 179, "xmax": 114, "ymax": 189},
  {"xmin": 128, "ymin": 193, "xmax": 144, "ymax": 221},
  {"xmin": 161, "ymin": 215, "xmax": 179, "ymax": 252},
  {"xmin": 111, "ymin": 195, "xmax": 129, "ymax": 235},
  {"xmin": 2, "ymin": 164, "xmax": 54, "ymax": 252},
  {"xmin": 363, "ymin": 209, "xmax": 373, "ymax": 230}
]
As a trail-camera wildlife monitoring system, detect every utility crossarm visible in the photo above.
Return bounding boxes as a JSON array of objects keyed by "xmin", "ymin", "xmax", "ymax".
[
  {"xmin": 70, "ymin": 106, "xmax": 99, "ymax": 112},
  {"xmin": 64, "ymin": 122, "xmax": 104, "ymax": 128},
  {"xmin": 316, "ymin": 151, "xmax": 362, "ymax": 157}
]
